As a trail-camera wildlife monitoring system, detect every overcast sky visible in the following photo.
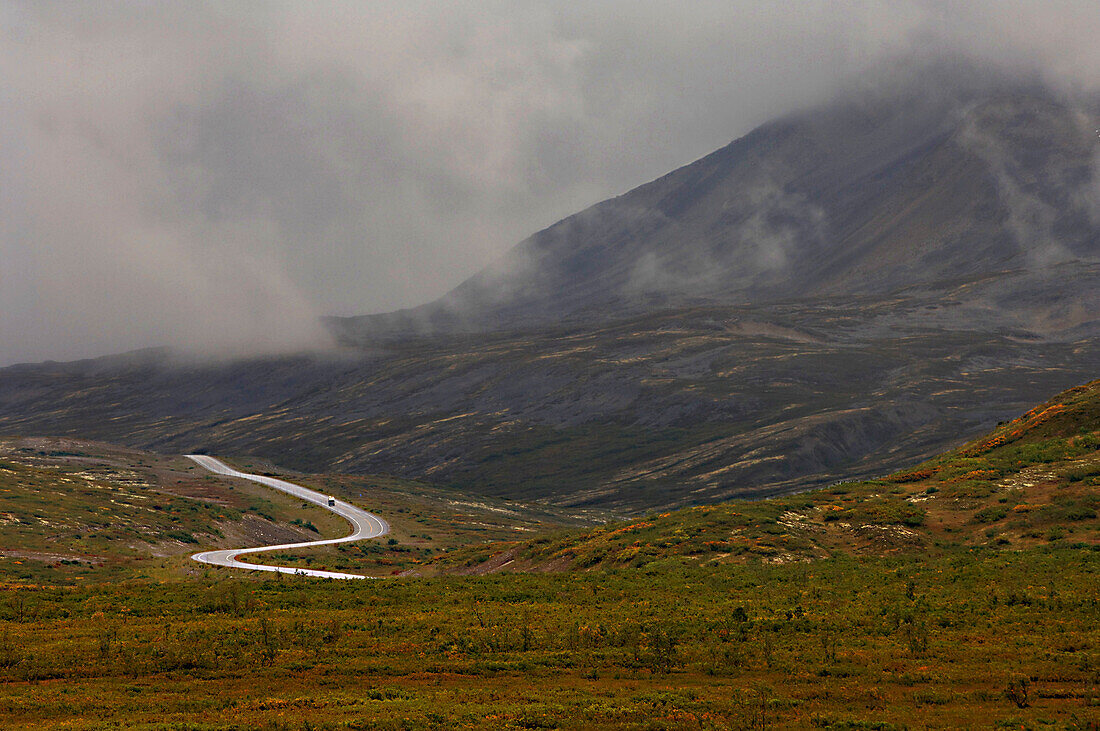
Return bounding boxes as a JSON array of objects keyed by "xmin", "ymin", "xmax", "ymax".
[{"xmin": 1, "ymin": 1, "xmax": 1098, "ymax": 364}]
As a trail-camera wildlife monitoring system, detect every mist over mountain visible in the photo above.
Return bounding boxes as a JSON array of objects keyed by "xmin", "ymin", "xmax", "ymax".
[
  {"xmin": 331, "ymin": 65, "xmax": 1099, "ymax": 340},
  {"xmin": 2, "ymin": 64, "xmax": 1099, "ymax": 511}
]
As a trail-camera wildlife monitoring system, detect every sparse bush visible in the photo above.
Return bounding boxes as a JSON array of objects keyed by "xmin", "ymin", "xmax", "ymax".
[{"xmin": 1005, "ymin": 677, "xmax": 1030, "ymax": 708}]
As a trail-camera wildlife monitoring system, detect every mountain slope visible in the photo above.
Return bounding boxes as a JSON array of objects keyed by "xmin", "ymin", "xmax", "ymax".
[
  {"xmin": 331, "ymin": 70, "xmax": 1100, "ymax": 340},
  {"xmin": 429, "ymin": 378, "xmax": 1100, "ymax": 574},
  {"xmin": 2, "ymin": 69, "xmax": 1099, "ymax": 512},
  {"xmin": 2, "ymin": 298, "xmax": 1097, "ymax": 511}
]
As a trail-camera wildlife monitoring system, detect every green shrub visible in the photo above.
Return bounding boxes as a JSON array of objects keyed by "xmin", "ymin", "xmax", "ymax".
[{"xmin": 972, "ymin": 507, "xmax": 1008, "ymax": 524}]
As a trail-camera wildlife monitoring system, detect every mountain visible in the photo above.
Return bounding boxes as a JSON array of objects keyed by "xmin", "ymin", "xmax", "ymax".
[
  {"xmin": 2, "ymin": 67, "xmax": 1099, "ymax": 512},
  {"xmin": 2, "ymin": 288, "xmax": 1096, "ymax": 512},
  {"xmin": 330, "ymin": 67, "xmax": 1100, "ymax": 341}
]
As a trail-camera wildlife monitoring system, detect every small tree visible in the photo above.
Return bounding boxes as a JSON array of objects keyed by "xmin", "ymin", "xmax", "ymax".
[
  {"xmin": 1005, "ymin": 677, "xmax": 1030, "ymax": 708},
  {"xmin": 644, "ymin": 626, "xmax": 680, "ymax": 674}
]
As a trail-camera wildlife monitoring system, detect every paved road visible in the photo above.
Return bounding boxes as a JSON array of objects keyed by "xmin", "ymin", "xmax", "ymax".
[{"xmin": 186, "ymin": 455, "xmax": 389, "ymax": 579}]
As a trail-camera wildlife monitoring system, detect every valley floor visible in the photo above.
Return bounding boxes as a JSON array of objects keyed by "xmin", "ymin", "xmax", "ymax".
[
  {"xmin": 2, "ymin": 381, "xmax": 1099, "ymax": 728},
  {"xmin": 2, "ymin": 548, "xmax": 1098, "ymax": 729}
]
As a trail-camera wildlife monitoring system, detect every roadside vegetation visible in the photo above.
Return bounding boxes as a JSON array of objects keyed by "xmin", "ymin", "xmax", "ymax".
[
  {"xmin": 0, "ymin": 440, "xmax": 588, "ymax": 585},
  {"xmin": 0, "ymin": 380, "xmax": 1097, "ymax": 728},
  {"xmin": 1, "ymin": 548, "xmax": 1097, "ymax": 729}
]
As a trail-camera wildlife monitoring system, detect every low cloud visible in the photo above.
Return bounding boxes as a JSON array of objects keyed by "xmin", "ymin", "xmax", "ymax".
[{"xmin": 2, "ymin": 1, "xmax": 1099, "ymax": 363}]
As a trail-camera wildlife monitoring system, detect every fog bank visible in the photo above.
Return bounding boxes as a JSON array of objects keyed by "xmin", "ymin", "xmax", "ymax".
[{"xmin": 2, "ymin": 1, "xmax": 1098, "ymax": 364}]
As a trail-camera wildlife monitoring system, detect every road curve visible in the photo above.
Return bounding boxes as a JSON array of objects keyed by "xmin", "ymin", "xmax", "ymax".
[{"xmin": 186, "ymin": 455, "xmax": 389, "ymax": 579}]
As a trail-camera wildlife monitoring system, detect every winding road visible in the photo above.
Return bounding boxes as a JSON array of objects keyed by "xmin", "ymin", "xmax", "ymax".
[{"xmin": 186, "ymin": 455, "xmax": 389, "ymax": 579}]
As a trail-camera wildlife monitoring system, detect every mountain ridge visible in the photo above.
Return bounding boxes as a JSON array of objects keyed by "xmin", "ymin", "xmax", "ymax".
[{"xmin": 330, "ymin": 71, "xmax": 1099, "ymax": 342}]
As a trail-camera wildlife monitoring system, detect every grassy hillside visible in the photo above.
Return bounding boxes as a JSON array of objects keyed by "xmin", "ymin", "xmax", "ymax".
[
  {"xmin": 0, "ymin": 382, "xmax": 1097, "ymax": 728},
  {"xmin": 428, "ymin": 380, "xmax": 1100, "ymax": 574},
  {"xmin": 0, "ymin": 439, "xmax": 587, "ymax": 585},
  {"xmin": 0, "ymin": 438, "xmax": 340, "ymax": 585}
]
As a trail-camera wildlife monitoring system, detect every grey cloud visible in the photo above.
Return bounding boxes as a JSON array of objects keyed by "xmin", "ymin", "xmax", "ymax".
[{"xmin": 2, "ymin": 1, "xmax": 1099, "ymax": 364}]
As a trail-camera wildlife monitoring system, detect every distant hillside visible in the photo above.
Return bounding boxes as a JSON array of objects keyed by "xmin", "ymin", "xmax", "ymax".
[
  {"xmin": 429, "ymin": 379, "xmax": 1100, "ymax": 573},
  {"xmin": 331, "ymin": 66, "xmax": 1099, "ymax": 341},
  {"xmin": 2, "ymin": 66, "xmax": 1099, "ymax": 512},
  {"xmin": 4, "ymin": 299, "xmax": 1098, "ymax": 511}
]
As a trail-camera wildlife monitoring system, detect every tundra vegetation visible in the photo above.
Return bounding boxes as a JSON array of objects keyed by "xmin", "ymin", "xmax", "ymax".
[{"xmin": 0, "ymin": 380, "xmax": 1097, "ymax": 729}]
